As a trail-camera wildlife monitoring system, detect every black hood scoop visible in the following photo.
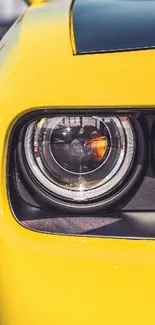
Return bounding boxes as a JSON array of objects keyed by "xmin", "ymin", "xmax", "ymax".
[{"xmin": 72, "ymin": 0, "xmax": 155, "ymax": 54}]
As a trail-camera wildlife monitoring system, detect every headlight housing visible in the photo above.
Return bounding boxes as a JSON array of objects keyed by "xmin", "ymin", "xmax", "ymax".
[{"xmin": 14, "ymin": 111, "xmax": 144, "ymax": 213}]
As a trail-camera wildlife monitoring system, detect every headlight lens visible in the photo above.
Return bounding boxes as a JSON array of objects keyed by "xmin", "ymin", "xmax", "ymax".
[{"xmin": 24, "ymin": 115, "xmax": 135, "ymax": 202}]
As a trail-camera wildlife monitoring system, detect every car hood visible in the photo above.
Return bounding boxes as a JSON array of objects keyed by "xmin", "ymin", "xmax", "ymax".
[{"xmin": 0, "ymin": 0, "xmax": 155, "ymax": 116}]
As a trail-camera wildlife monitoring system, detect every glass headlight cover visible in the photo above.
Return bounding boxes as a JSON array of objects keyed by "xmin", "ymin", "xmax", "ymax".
[{"xmin": 24, "ymin": 115, "xmax": 135, "ymax": 203}]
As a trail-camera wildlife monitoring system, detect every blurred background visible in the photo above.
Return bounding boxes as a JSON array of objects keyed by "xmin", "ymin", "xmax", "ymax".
[{"xmin": 0, "ymin": 0, "xmax": 28, "ymax": 39}]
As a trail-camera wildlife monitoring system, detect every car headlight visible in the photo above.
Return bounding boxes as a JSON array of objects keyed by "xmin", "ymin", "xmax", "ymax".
[{"xmin": 15, "ymin": 114, "xmax": 138, "ymax": 212}]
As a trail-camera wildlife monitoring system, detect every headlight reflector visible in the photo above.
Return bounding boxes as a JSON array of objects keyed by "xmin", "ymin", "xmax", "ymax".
[{"xmin": 24, "ymin": 115, "xmax": 135, "ymax": 202}]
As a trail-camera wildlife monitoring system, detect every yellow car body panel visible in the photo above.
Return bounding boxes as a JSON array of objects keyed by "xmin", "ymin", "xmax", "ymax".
[{"xmin": 0, "ymin": 1, "xmax": 155, "ymax": 324}]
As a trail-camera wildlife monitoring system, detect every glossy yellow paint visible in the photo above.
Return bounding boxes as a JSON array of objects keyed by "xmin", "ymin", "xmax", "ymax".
[
  {"xmin": 1, "ymin": 1, "xmax": 155, "ymax": 324},
  {"xmin": 26, "ymin": 0, "xmax": 48, "ymax": 4}
]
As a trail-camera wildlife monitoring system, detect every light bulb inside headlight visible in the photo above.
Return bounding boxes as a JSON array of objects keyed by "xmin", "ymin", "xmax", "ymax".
[{"xmin": 24, "ymin": 115, "xmax": 135, "ymax": 202}]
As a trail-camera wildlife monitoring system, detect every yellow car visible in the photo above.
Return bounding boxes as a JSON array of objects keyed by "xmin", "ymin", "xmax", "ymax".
[{"xmin": 1, "ymin": 0, "xmax": 155, "ymax": 324}]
